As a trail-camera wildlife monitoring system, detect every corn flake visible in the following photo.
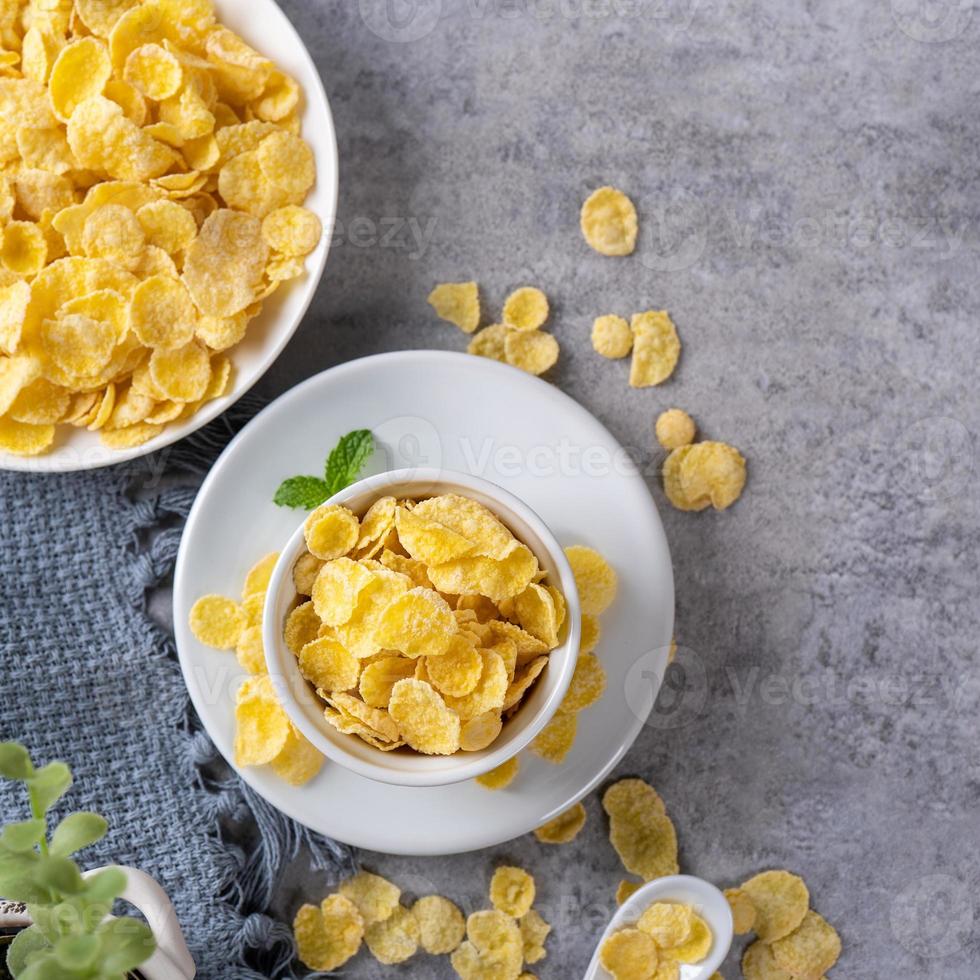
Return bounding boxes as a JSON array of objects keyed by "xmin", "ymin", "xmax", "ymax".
[
  {"xmin": 375, "ymin": 587, "xmax": 457, "ymax": 658},
  {"xmin": 603, "ymin": 779, "xmax": 679, "ymax": 882},
  {"xmin": 49, "ymin": 38, "xmax": 113, "ymax": 122},
  {"xmin": 459, "ymin": 709, "xmax": 503, "ymax": 752},
  {"xmin": 616, "ymin": 880, "xmax": 643, "ymax": 906},
  {"xmin": 724, "ymin": 886, "xmax": 757, "ymax": 935},
  {"xmin": 189, "ymin": 594, "xmax": 245, "ymax": 649},
  {"xmin": 770, "ymin": 910, "xmax": 841, "ymax": 977},
  {"xmin": 234, "ymin": 674, "xmax": 289, "ymax": 767},
  {"xmin": 529, "ymin": 710, "xmax": 577, "ymax": 764},
  {"xmin": 339, "ymin": 871, "xmax": 402, "ymax": 926},
  {"xmin": 413, "ymin": 895, "xmax": 465, "ymax": 955},
  {"xmin": 476, "ymin": 755, "xmax": 519, "ymax": 790},
  {"xmin": 655, "ymin": 408, "xmax": 696, "ymax": 450},
  {"xmin": 490, "ymin": 866, "xmax": 535, "ymax": 918},
  {"xmin": 304, "ymin": 504, "xmax": 360, "ymax": 561},
  {"xmin": 293, "ymin": 895, "xmax": 363, "ymax": 972},
  {"xmin": 0, "ymin": 416, "xmax": 55, "ymax": 455},
  {"xmin": 565, "ymin": 545, "xmax": 617, "ymax": 616},
  {"xmin": 428, "ymin": 280, "xmax": 480, "ymax": 333},
  {"xmin": 269, "ymin": 724, "xmax": 323, "ymax": 786},
  {"xmin": 534, "ymin": 801, "xmax": 586, "ymax": 844},
  {"xmin": 131, "ymin": 275, "xmax": 197, "ymax": 349},
  {"xmin": 519, "ymin": 909, "xmax": 550, "ymax": 964},
  {"xmin": 299, "ymin": 635, "xmax": 360, "ymax": 692},
  {"xmin": 581, "ymin": 186, "xmax": 638, "ymax": 257},
  {"xmin": 502, "ymin": 286, "xmax": 549, "ymax": 331},
  {"xmin": 629, "ymin": 310, "xmax": 680, "ymax": 388},
  {"xmin": 124, "ymin": 43, "xmax": 182, "ymax": 101},
  {"xmin": 467, "ymin": 323, "xmax": 509, "ymax": 361},
  {"xmin": 389, "ymin": 678, "xmax": 461, "ymax": 755},
  {"xmin": 592, "ymin": 314, "xmax": 633, "ymax": 359},
  {"xmin": 741, "ymin": 940, "xmax": 792, "ymax": 980},
  {"xmin": 364, "ymin": 904, "xmax": 420, "ymax": 965},
  {"xmin": 599, "ymin": 927, "xmax": 659, "ymax": 980},
  {"xmin": 740, "ymin": 871, "xmax": 809, "ymax": 944},
  {"xmin": 504, "ymin": 328, "xmax": 559, "ymax": 376}
]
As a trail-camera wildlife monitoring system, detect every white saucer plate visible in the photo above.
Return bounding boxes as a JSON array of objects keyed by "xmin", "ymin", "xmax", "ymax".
[
  {"xmin": 1, "ymin": 0, "xmax": 338, "ymax": 473},
  {"xmin": 173, "ymin": 351, "xmax": 674, "ymax": 855}
]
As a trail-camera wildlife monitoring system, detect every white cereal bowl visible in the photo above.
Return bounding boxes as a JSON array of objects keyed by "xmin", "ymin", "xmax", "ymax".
[
  {"xmin": 0, "ymin": 0, "xmax": 338, "ymax": 473},
  {"xmin": 263, "ymin": 467, "xmax": 582, "ymax": 788}
]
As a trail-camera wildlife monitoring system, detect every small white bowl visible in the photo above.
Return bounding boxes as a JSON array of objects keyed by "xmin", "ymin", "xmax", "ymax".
[
  {"xmin": 263, "ymin": 468, "xmax": 581, "ymax": 788},
  {"xmin": 0, "ymin": 0, "xmax": 338, "ymax": 473}
]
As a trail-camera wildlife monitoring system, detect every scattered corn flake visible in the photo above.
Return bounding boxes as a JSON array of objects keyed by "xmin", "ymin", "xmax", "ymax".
[
  {"xmin": 241, "ymin": 593, "xmax": 265, "ymax": 629},
  {"xmin": 270, "ymin": 724, "xmax": 323, "ymax": 786},
  {"xmin": 564, "ymin": 545, "xmax": 617, "ymax": 616},
  {"xmin": 724, "ymin": 887, "xmax": 757, "ymax": 935},
  {"xmin": 364, "ymin": 904, "xmax": 420, "ymax": 965},
  {"xmin": 413, "ymin": 895, "xmax": 466, "ymax": 955},
  {"xmin": 592, "ymin": 314, "xmax": 633, "ymax": 359},
  {"xmin": 616, "ymin": 880, "xmax": 643, "ymax": 906},
  {"xmin": 534, "ymin": 801, "xmax": 586, "ymax": 844},
  {"xmin": 293, "ymin": 895, "xmax": 364, "ymax": 972},
  {"xmin": 580, "ymin": 613, "xmax": 601, "ymax": 655},
  {"xmin": 476, "ymin": 755, "xmax": 519, "ymax": 790},
  {"xmin": 581, "ymin": 186, "xmax": 638, "ymax": 257},
  {"xmin": 740, "ymin": 871, "xmax": 809, "ymax": 944},
  {"xmin": 741, "ymin": 940, "xmax": 792, "ymax": 980},
  {"xmin": 243, "ymin": 551, "xmax": 280, "ymax": 597},
  {"xmin": 339, "ymin": 871, "xmax": 402, "ymax": 927},
  {"xmin": 235, "ymin": 625, "xmax": 266, "ymax": 675},
  {"xmin": 529, "ymin": 710, "xmax": 577, "ymax": 764},
  {"xmin": 504, "ymin": 328, "xmax": 559, "ymax": 376},
  {"xmin": 502, "ymin": 286, "xmax": 549, "ymax": 331},
  {"xmin": 428, "ymin": 281, "xmax": 480, "ymax": 333},
  {"xmin": 629, "ymin": 311, "xmax": 680, "ymax": 388},
  {"xmin": 489, "ymin": 866, "xmax": 536, "ymax": 919},
  {"xmin": 188, "ymin": 594, "xmax": 245, "ymax": 649},
  {"xmin": 234, "ymin": 674, "xmax": 289, "ymax": 767},
  {"xmin": 467, "ymin": 323, "xmax": 509, "ymax": 361},
  {"xmin": 599, "ymin": 927, "xmax": 659, "ymax": 980},
  {"xmin": 664, "ymin": 441, "xmax": 747, "ymax": 512},
  {"xmin": 603, "ymin": 779, "xmax": 679, "ymax": 882},
  {"xmin": 519, "ymin": 908, "xmax": 551, "ymax": 964},
  {"xmin": 560, "ymin": 652, "xmax": 606, "ymax": 714},
  {"xmin": 770, "ymin": 910, "xmax": 841, "ymax": 977},
  {"xmin": 655, "ymin": 409, "xmax": 696, "ymax": 450}
]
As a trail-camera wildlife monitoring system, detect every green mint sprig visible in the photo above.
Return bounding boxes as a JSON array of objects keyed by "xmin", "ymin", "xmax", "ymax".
[{"xmin": 273, "ymin": 429, "xmax": 374, "ymax": 509}]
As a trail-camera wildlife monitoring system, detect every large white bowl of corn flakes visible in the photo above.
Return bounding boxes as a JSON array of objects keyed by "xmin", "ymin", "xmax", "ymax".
[{"xmin": 0, "ymin": 0, "xmax": 337, "ymax": 472}]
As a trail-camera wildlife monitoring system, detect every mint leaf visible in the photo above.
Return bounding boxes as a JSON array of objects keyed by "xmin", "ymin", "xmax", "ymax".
[
  {"xmin": 273, "ymin": 476, "xmax": 330, "ymax": 510},
  {"xmin": 273, "ymin": 430, "xmax": 375, "ymax": 509},
  {"xmin": 325, "ymin": 429, "xmax": 374, "ymax": 496}
]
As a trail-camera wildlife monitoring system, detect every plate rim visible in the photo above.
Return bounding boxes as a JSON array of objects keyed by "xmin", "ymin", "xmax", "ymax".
[
  {"xmin": 173, "ymin": 350, "xmax": 675, "ymax": 855},
  {"xmin": 0, "ymin": 0, "xmax": 339, "ymax": 474}
]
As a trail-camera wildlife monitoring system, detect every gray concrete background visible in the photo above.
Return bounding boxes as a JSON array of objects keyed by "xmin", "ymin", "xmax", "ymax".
[{"xmin": 256, "ymin": 1, "xmax": 979, "ymax": 976}]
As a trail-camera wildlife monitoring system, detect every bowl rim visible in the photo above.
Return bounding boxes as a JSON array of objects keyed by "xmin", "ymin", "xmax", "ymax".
[
  {"xmin": 0, "ymin": 0, "xmax": 339, "ymax": 474},
  {"xmin": 263, "ymin": 467, "xmax": 582, "ymax": 788}
]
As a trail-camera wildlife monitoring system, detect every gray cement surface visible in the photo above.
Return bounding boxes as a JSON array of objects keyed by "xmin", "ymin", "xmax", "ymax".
[{"xmin": 256, "ymin": 1, "xmax": 980, "ymax": 976}]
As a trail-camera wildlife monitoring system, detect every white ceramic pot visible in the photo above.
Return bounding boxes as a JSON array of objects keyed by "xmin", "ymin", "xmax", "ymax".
[{"xmin": 0, "ymin": 866, "xmax": 195, "ymax": 980}]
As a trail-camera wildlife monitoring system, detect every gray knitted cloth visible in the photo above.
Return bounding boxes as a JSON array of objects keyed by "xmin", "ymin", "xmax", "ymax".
[{"xmin": 0, "ymin": 404, "xmax": 352, "ymax": 979}]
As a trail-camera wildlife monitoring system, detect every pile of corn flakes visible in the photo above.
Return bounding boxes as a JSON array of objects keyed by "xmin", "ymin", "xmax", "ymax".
[
  {"xmin": 286, "ymin": 492, "xmax": 568, "ymax": 757},
  {"xmin": 476, "ymin": 543, "xmax": 616, "ymax": 790},
  {"xmin": 600, "ymin": 900, "xmax": 714, "ymax": 980},
  {"xmin": 429, "ymin": 281, "xmax": 561, "ymax": 377},
  {"xmin": 0, "ymin": 0, "xmax": 321, "ymax": 456},
  {"xmin": 294, "ymin": 865, "xmax": 551, "ymax": 979}
]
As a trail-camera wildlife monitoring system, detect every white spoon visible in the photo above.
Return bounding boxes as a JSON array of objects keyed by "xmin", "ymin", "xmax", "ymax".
[{"xmin": 584, "ymin": 875, "xmax": 734, "ymax": 980}]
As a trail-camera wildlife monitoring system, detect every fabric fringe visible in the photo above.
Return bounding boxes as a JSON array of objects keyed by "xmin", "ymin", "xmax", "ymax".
[{"xmin": 118, "ymin": 399, "xmax": 355, "ymax": 979}]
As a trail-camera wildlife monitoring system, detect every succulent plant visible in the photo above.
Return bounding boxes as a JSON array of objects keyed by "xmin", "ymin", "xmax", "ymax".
[{"xmin": 0, "ymin": 743, "xmax": 155, "ymax": 979}]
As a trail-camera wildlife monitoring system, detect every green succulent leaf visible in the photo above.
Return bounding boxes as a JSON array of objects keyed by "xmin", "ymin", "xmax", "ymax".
[
  {"xmin": 5, "ymin": 925, "xmax": 50, "ymax": 977},
  {"xmin": 16, "ymin": 954, "xmax": 73, "ymax": 980},
  {"xmin": 27, "ymin": 763, "xmax": 72, "ymax": 818},
  {"xmin": 272, "ymin": 475, "xmax": 330, "ymax": 509},
  {"xmin": 325, "ymin": 429, "xmax": 374, "ymax": 494},
  {"xmin": 0, "ymin": 869, "xmax": 50, "ymax": 905},
  {"xmin": 49, "ymin": 813, "xmax": 107, "ymax": 858},
  {"xmin": 33, "ymin": 856, "xmax": 84, "ymax": 896},
  {"xmin": 81, "ymin": 867, "xmax": 127, "ymax": 904},
  {"xmin": 0, "ymin": 820, "xmax": 46, "ymax": 854},
  {"xmin": 53, "ymin": 934, "xmax": 100, "ymax": 970},
  {"xmin": 97, "ymin": 917, "xmax": 156, "ymax": 973},
  {"xmin": 0, "ymin": 742, "xmax": 34, "ymax": 780}
]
